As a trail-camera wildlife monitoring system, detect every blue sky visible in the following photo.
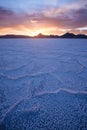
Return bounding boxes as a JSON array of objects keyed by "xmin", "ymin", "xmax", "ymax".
[{"xmin": 0, "ymin": 0, "xmax": 79, "ymax": 12}]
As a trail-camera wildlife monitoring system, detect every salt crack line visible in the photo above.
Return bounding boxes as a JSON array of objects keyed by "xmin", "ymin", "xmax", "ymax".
[
  {"xmin": 0, "ymin": 99, "xmax": 23, "ymax": 123},
  {"xmin": 35, "ymin": 88, "xmax": 87, "ymax": 97}
]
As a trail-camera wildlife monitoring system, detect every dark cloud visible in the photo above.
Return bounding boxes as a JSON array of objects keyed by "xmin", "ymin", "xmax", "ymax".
[
  {"xmin": 0, "ymin": 6, "xmax": 14, "ymax": 21},
  {"xmin": 69, "ymin": 8, "xmax": 87, "ymax": 28},
  {"xmin": 0, "ymin": 7, "xmax": 17, "ymax": 27},
  {"xmin": 0, "ymin": 6, "xmax": 13, "ymax": 15}
]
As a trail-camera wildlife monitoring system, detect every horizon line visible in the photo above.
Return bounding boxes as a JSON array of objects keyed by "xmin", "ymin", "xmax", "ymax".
[{"xmin": 0, "ymin": 32, "xmax": 87, "ymax": 37}]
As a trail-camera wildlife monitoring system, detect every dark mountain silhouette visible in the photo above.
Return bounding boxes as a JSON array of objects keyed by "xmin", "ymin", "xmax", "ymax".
[
  {"xmin": 61, "ymin": 32, "xmax": 76, "ymax": 38},
  {"xmin": 0, "ymin": 34, "xmax": 30, "ymax": 38},
  {"xmin": 76, "ymin": 34, "xmax": 87, "ymax": 39},
  {"xmin": 61, "ymin": 32, "xmax": 87, "ymax": 39},
  {"xmin": 34, "ymin": 33, "xmax": 48, "ymax": 38},
  {"xmin": 0, "ymin": 33, "xmax": 87, "ymax": 39},
  {"xmin": 33, "ymin": 33, "xmax": 59, "ymax": 38}
]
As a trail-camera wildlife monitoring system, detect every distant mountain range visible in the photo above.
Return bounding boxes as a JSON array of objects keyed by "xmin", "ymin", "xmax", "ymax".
[{"xmin": 0, "ymin": 33, "xmax": 87, "ymax": 39}]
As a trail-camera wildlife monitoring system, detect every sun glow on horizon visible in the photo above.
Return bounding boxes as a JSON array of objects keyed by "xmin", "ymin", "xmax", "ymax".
[
  {"xmin": 0, "ymin": 26, "xmax": 87, "ymax": 36},
  {"xmin": 29, "ymin": 30, "xmax": 48, "ymax": 36},
  {"xmin": 0, "ymin": 26, "xmax": 65, "ymax": 36}
]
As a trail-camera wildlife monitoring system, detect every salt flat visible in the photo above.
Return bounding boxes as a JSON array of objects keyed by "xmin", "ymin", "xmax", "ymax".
[{"xmin": 0, "ymin": 39, "xmax": 87, "ymax": 130}]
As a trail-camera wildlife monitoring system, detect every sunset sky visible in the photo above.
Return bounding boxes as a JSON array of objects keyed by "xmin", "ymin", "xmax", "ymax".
[{"xmin": 0, "ymin": 0, "xmax": 87, "ymax": 36}]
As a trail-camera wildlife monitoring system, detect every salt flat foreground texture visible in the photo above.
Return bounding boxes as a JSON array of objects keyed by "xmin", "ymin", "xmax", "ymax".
[{"xmin": 0, "ymin": 39, "xmax": 87, "ymax": 130}]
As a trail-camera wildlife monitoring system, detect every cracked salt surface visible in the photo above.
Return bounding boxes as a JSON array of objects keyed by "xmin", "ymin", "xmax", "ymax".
[{"xmin": 0, "ymin": 39, "xmax": 87, "ymax": 130}]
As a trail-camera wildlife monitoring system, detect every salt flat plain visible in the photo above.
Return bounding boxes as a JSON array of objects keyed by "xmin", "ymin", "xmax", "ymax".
[{"xmin": 0, "ymin": 39, "xmax": 87, "ymax": 130}]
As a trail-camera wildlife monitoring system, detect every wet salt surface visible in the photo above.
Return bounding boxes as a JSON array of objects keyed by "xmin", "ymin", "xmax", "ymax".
[{"xmin": 0, "ymin": 39, "xmax": 87, "ymax": 130}]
